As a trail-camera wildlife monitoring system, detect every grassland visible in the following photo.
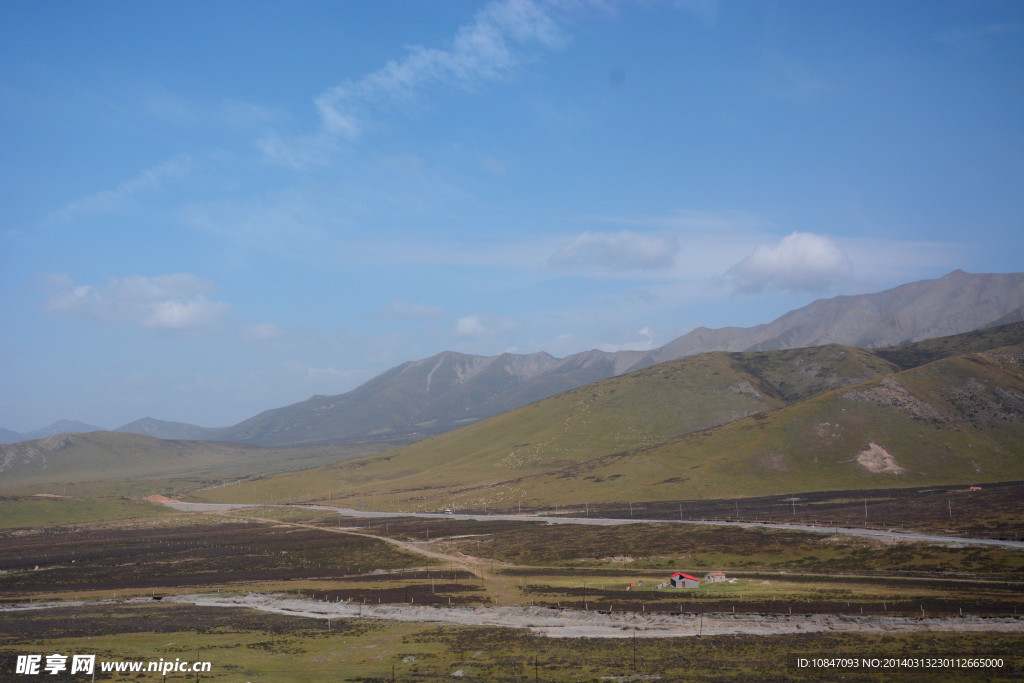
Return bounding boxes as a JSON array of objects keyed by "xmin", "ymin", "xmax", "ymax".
[
  {"xmin": 1, "ymin": 504, "xmax": 1021, "ymax": 680},
  {"xmin": 0, "ymin": 495, "xmax": 174, "ymax": 529},
  {"xmin": 2, "ymin": 603, "xmax": 1020, "ymax": 681}
]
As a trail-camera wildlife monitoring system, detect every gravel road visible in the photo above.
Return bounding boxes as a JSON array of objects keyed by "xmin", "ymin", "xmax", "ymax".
[{"xmin": 162, "ymin": 501, "xmax": 1024, "ymax": 551}]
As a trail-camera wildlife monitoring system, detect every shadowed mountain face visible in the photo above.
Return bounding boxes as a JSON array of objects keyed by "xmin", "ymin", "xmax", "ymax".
[{"xmin": 207, "ymin": 270, "xmax": 1024, "ymax": 447}]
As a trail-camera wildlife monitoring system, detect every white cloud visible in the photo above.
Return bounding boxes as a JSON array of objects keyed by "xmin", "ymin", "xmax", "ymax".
[
  {"xmin": 549, "ymin": 230, "xmax": 679, "ymax": 270},
  {"xmin": 727, "ymin": 232, "xmax": 853, "ymax": 293},
  {"xmin": 262, "ymin": 0, "xmax": 564, "ymax": 165},
  {"xmin": 454, "ymin": 314, "xmax": 491, "ymax": 338},
  {"xmin": 39, "ymin": 273, "xmax": 231, "ymax": 331},
  {"xmin": 597, "ymin": 326, "xmax": 657, "ymax": 352},
  {"xmin": 377, "ymin": 300, "xmax": 445, "ymax": 320}
]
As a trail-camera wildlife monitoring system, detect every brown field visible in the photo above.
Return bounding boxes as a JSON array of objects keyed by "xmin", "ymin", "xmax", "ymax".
[{"xmin": 1, "ymin": 496, "xmax": 1022, "ymax": 681}]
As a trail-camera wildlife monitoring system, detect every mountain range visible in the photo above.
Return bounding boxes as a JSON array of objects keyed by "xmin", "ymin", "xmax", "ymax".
[
  {"xmin": 3, "ymin": 270, "xmax": 1022, "ymax": 448},
  {"xmin": 5, "ymin": 320, "xmax": 1023, "ymax": 503},
  {"xmin": 207, "ymin": 269, "xmax": 1024, "ymax": 447},
  {"xmin": 199, "ymin": 320, "xmax": 1024, "ymax": 508}
]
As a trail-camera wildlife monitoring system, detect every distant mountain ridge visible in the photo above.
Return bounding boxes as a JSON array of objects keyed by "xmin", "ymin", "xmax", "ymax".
[
  {"xmin": 208, "ymin": 270, "xmax": 1024, "ymax": 446},
  {"xmin": 114, "ymin": 417, "xmax": 218, "ymax": 440},
  {"xmin": 0, "ymin": 420, "xmax": 105, "ymax": 444},
  {"xmin": 6, "ymin": 321, "xmax": 1023, "ymax": 499},
  {"xmin": 0, "ymin": 417, "xmax": 217, "ymax": 445},
  {"xmin": 5, "ymin": 270, "xmax": 1022, "ymax": 448}
]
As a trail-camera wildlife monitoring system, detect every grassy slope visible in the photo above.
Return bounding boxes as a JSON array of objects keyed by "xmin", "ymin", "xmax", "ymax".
[
  {"xmin": 199, "ymin": 345, "xmax": 905, "ymax": 506},
  {"xmin": 516, "ymin": 345, "xmax": 1024, "ymax": 503},
  {"xmin": 0, "ymin": 496, "xmax": 175, "ymax": 528},
  {"xmin": 0, "ymin": 431, "xmax": 389, "ymax": 487},
  {"xmin": 199, "ymin": 331, "xmax": 1024, "ymax": 508}
]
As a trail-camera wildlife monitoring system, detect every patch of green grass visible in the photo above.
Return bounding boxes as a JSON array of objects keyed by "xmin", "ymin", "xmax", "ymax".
[{"xmin": 0, "ymin": 496, "xmax": 174, "ymax": 529}]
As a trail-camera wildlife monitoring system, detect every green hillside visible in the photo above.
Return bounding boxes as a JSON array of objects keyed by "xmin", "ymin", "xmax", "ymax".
[
  {"xmin": 0, "ymin": 431, "xmax": 386, "ymax": 488},
  {"xmin": 194, "ymin": 344, "xmax": 925, "ymax": 505},
  {"xmin": 512, "ymin": 345, "xmax": 1024, "ymax": 504},
  {"xmin": 198, "ymin": 325, "xmax": 1024, "ymax": 509}
]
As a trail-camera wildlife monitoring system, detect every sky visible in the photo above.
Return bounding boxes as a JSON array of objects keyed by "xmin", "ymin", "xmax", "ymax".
[{"xmin": 1, "ymin": 0, "xmax": 1022, "ymax": 433}]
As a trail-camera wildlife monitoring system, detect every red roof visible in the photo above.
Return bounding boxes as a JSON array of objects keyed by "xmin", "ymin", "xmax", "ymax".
[{"xmin": 671, "ymin": 573, "xmax": 700, "ymax": 581}]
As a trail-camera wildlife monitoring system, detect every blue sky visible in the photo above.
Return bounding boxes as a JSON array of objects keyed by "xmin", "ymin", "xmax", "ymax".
[{"xmin": 2, "ymin": 0, "xmax": 1022, "ymax": 432}]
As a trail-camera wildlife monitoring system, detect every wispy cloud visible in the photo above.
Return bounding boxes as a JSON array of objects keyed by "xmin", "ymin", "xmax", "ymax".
[
  {"xmin": 180, "ymin": 192, "xmax": 334, "ymax": 259},
  {"xmin": 46, "ymin": 155, "xmax": 192, "ymax": 223},
  {"xmin": 375, "ymin": 300, "xmax": 445, "ymax": 320},
  {"xmin": 596, "ymin": 209, "xmax": 765, "ymax": 232},
  {"xmin": 261, "ymin": 0, "xmax": 565, "ymax": 166},
  {"xmin": 549, "ymin": 230, "xmax": 679, "ymax": 270},
  {"xmin": 726, "ymin": 231, "xmax": 853, "ymax": 293},
  {"xmin": 38, "ymin": 273, "xmax": 231, "ymax": 331}
]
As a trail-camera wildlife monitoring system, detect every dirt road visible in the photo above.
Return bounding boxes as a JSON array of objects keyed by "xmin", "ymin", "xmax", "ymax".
[{"xmin": 162, "ymin": 500, "xmax": 1024, "ymax": 551}]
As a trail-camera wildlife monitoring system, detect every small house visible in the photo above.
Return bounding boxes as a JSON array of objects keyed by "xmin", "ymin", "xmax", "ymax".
[
  {"xmin": 670, "ymin": 572, "xmax": 700, "ymax": 589},
  {"xmin": 704, "ymin": 572, "xmax": 727, "ymax": 583}
]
